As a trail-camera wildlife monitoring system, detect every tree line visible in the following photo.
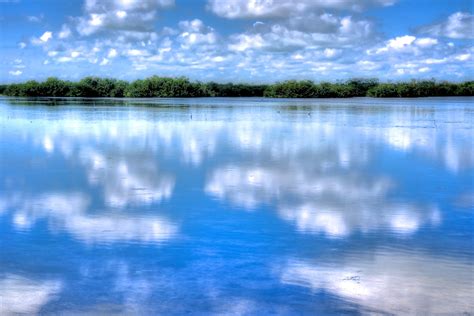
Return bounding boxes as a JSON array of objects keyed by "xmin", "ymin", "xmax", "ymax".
[{"xmin": 0, "ymin": 76, "xmax": 472, "ymax": 98}]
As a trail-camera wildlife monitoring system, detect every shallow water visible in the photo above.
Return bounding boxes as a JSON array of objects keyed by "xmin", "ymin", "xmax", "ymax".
[{"xmin": 0, "ymin": 97, "xmax": 473, "ymax": 315}]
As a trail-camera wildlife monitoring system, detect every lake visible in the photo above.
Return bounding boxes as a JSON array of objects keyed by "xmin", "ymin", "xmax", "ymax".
[{"xmin": 0, "ymin": 97, "xmax": 473, "ymax": 315}]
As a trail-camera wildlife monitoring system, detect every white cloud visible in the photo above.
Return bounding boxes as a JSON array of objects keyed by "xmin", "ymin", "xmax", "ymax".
[
  {"xmin": 375, "ymin": 35, "xmax": 416, "ymax": 54},
  {"xmin": 116, "ymin": 10, "xmax": 127, "ymax": 19},
  {"xmin": 207, "ymin": 0, "xmax": 397, "ymax": 19},
  {"xmin": 357, "ymin": 60, "xmax": 381, "ymax": 70},
  {"xmin": 27, "ymin": 15, "xmax": 43, "ymax": 23},
  {"xmin": 178, "ymin": 19, "xmax": 218, "ymax": 47},
  {"xmin": 323, "ymin": 48, "xmax": 341, "ymax": 58},
  {"xmin": 360, "ymin": 33, "xmax": 474, "ymax": 79},
  {"xmin": 126, "ymin": 49, "xmax": 148, "ymax": 56},
  {"xmin": 31, "ymin": 31, "xmax": 53, "ymax": 45},
  {"xmin": 229, "ymin": 33, "xmax": 264, "ymax": 51},
  {"xmin": 57, "ymin": 56, "xmax": 73, "ymax": 63},
  {"xmin": 18, "ymin": 42, "xmax": 26, "ymax": 49},
  {"xmin": 40, "ymin": 31, "xmax": 53, "ymax": 42},
  {"xmin": 76, "ymin": 0, "xmax": 175, "ymax": 36},
  {"xmin": 100, "ymin": 58, "xmax": 110, "ymax": 65},
  {"xmin": 228, "ymin": 15, "xmax": 373, "ymax": 52},
  {"xmin": 58, "ymin": 24, "xmax": 71, "ymax": 39},
  {"xmin": 212, "ymin": 55, "xmax": 225, "ymax": 62},
  {"xmin": 179, "ymin": 19, "xmax": 206, "ymax": 33},
  {"xmin": 455, "ymin": 53, "xmax": 471, "ymax": 61},
  {"xmin": 415, "ymin": 37, "xmax": 438, "ymax": 47},
  {"xmin": 108, "ymin": 48, "xmax": 118, "ymax": 58},
  {"xmin": 423, "ymin": 58, "xmax": 447, "ymax": 64},
  {"xmin": 371, "ymin": 35, "xmax": 440, "ymax": 55},
  {"xmin": 420, "ymin": 12, "xmax": 474, "ymax": 39},
  {"xmin": 10, "ymin": 0, "xmax": 473, "ymax": 82},
  {"xmin": 9, "ymin": 70, "xmax": 22, "ymax": 76}
]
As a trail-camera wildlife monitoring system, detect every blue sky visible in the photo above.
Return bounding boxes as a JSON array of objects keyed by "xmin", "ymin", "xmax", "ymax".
[{"xmin": 0, "ymin": 0, "xmax": 473, "ymax": 83}]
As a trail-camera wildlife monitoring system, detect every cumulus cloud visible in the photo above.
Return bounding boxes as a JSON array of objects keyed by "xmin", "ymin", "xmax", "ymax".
[
  {"xmin": 9, "ymin": 58, "xmax": 26, "ymax": 75},
  {"xmin": 27, "ymin": 14, "xmax": 43, "ymax": 23},
  {"xmin": 323, "ymin": 48, "xmax": 341, "ymax": 58},
  {"xmin": 107, "ymin": 48, "xmax": 118, "ymax": 58},
  {"xmin": 229, "ymin": 33, "xmax": 265, "ymax": 51},
  {"xmin": 76, "ymin": 0, "xmax": 175, "ymax": 35},
  {"xmin": 455, "ymin": 53, "xmax": 471, "ymax": 61},
  {"xmin": 229, "ymin": 15, "xmax": 374, "ymax": 52},
  {"xmin": 178, "ymin": 19, "xmax": 218, "ymax": 47},
  {"xmin": 99, "ymin": 57, "xmax": 109, "ymax": 65},
  {"xmin": 40, "ymin": 31, "xmax": 53, "ymax": 42},
  {"xmin": 31, "ymin": 31, "xmax": 53, "ymax": 45},
  {"xmin": 368, "ymin": 35, "xmax": 442, "ymax": 55},
  {"xmin": 126, "ymin": 48, "xmax": 148, "ymax": 57},
  {"xmin": 9, "ymin": 70, "xmax": 22, "ymax": 76},
  {"xmin": 58, "ymin": 24, "xmax": 71, "ymax": 39},
  {"xmin": 7, "ymin": 0, "xmax": 473, "ymax": 81},
  {"xmin": 373, "ymin": 35, "xmax": 415, "ymax": 53},
  {"xmin": 414, "ymin": 37, "xmax": 438, "ymax": 47},
  {"xmin": 207, "ymin": 0, "xmax": 397, "ymax": 19},
  {"xmin": 419, "ymin": 12, "xmax": 474, "ymax": 39}
]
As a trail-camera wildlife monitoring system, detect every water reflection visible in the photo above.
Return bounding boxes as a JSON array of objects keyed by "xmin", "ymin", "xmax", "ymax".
[
  {"xmin": 281, "ymin": 251, "xmax": 474, "ymax": 314},
  {"xmin": 0, "ymin": 274, "xmax": 62, "ymax": 315},
  {"xmin": 0, "ymin": 97, "xmax": 473, "ymax": 314},
  {"xmin": 0, "ymin": 192, "xmax": 178, "ymax": 244},
  {"xmin": 79, "ymin": 148, "xmax": 175, "ymax": 208},
  {"xmin": 205, "ymin": 121, "xmax": 442, "ymax": 237}
]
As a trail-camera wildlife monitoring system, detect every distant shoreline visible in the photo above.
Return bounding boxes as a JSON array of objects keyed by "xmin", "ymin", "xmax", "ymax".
[{"xmin": 1, "ymin": 76, "xmax": 472, "ymax": 98}]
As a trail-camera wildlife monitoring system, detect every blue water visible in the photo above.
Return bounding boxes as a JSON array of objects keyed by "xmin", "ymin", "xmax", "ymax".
[{"xmin": 0, "ymin": 97, "xmax": 473, "ymax": 315}]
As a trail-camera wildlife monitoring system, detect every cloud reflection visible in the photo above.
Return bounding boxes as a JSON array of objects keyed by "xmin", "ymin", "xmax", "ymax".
[
  {"xmin": 366, "ymin": 107, "xmax": 474, "ymax": 173},
  {"xmin": 281, "ymin": 252, "xmax": 474, "ymax": 314},
  {"xmin": 1, "ymin": 192, "xmax": 178, "ymax": 245},
  {"xmin": 30, "ymin": 118, "xmax": 223, "ymax": 168},
  {"xmin": 5, "ymin": 103, "xmax": 470, "ymax": 241},
  {"xmin": 0, "ymin": 274, "xmax": 62, "ymax": 315},
  {"xmin": 206, "ymin": 160, "xmax": 440, "ymax": 237},
  {"xmin": 79, "ymin": 148, "xmax": 175, "ymax": 208}
]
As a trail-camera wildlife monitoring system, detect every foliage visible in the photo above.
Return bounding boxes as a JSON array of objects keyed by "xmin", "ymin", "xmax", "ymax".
[
  {"xmin": 264, "ymin": 79, "xmax": 380, "ymax": 98},
  {"xmin": 203, "ymin": 82, "xmax": 267, "ymax": 97},
  {"xmin": 366, "ymin": 80, "xmax": 474, "ymax": 97},
  {"xmin": 1, "ymin": 77, "xmax": 472, "ymax": 98},
  {"xmin": 75, "ymin": 77, "xmax": 129, "ymax": 97},
  {"xmin": 124, "ymin": 76, "xmax": 205, "ymax": 97}
]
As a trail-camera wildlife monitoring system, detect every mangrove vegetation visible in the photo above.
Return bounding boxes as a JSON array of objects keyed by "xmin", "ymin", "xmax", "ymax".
[{"xmin": 0, "ymin": 76, "xmax": 472, "ymax": 98}]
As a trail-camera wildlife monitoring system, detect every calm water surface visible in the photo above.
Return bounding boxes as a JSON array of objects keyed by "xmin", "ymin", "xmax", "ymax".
[{"xmin": 0, "ymin": 97, "xmax": 473, "ymax": 315}]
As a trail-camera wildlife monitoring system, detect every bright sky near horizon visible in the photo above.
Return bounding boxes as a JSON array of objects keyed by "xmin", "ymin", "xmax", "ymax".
[{"xmin": 0, "ymin": 0, "xmax": 473, "ymax": 83}]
